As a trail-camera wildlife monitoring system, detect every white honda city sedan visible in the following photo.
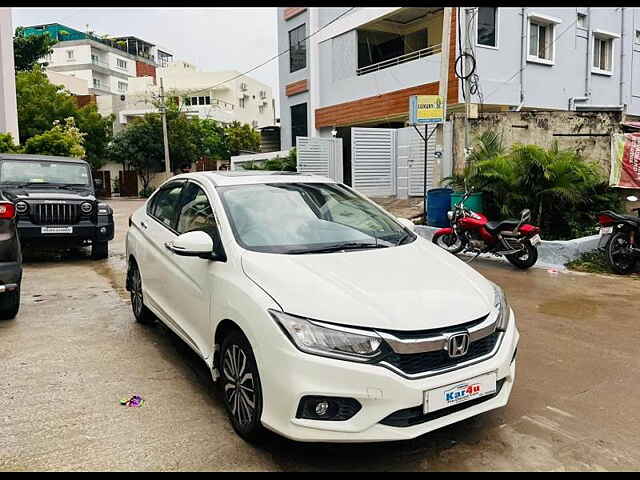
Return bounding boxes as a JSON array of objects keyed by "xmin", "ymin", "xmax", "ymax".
[{"xmin": 125, "ymin": 171, "xmax": 519, "ymax": 443}]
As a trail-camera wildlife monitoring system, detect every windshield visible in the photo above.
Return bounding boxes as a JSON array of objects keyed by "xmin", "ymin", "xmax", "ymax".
[
  {"xmin": 217, "ymin": 182, "xmax": 415, "ymax": 254},
  {"xmin": 0, "ymin": 160, "xmax": 92, "ymax": 186}
]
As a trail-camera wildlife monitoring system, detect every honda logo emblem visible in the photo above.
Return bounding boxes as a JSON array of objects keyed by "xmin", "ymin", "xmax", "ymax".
[{"xmin": 446, "ymin": 332, "xmax": 470, "ymax": 358}]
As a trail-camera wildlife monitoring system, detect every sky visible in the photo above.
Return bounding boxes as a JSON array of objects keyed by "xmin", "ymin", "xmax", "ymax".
[{"xmin": 11, "ymin": 7, "xmax": 281, "ymax": 113}]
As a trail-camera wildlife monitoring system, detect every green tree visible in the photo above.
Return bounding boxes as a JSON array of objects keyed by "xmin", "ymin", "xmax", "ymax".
[
  {"xmin": 75, "ymin": 104, "xmax": 113, "ymax": 169},
  {"xmin": 192, "ymin": 118, "xmax": 227, "ymax": 160},
  {"xmin": 23, "ymin": 117, "xmax": 86, "ymax": 158},
  {"xmin": 15, "ymin": 67, "xmax": 77, "ymax": 143},
  {"xmin": 13, "ymin": 27, "xmax": 57, "ymax": 72},
  {"xmin": 0, "ymin": 133, "xmax": 21, "ymax": 153},
  {"xmin": 224, "ymin": 121, "xmax": 261, "ymax": 158},
  {"xmin": 107, "ymin": 116, "xmax": 164, "ymax": 192}
]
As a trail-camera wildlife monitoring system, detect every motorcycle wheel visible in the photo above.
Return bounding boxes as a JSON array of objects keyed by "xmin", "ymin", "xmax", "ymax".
[
  {"xmin": 506, "ymin": 241, "xmax": 538, "ymax": 269},
  {"xmin": 607, "ymin": 231, "xmax": 637, "ymax": 275},
  {"xmin": 432, "ymin": 231, "xmax": 465, "ymax": 254}
]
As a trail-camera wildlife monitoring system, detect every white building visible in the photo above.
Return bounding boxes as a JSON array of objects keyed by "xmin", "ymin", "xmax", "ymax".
[
  {"xmin": 0, "ymin": 8, "xmax": 19, "ymax": 142},
  {"xmin": 103, "ymin": 61, "xmax": 275, "ymax": 130}
]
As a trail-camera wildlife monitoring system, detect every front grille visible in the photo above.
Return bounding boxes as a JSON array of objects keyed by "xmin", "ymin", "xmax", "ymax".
[
  {"xmin": 379, "ymin": 378, "xmax": 506, "ymax": 427},
  {"xmin": 29, "ymin": 203, "xmax": 81, "ymax": 225},
  {"xmin": 382, "ymin": 331, "xmax": 501, "ymax": 376}
]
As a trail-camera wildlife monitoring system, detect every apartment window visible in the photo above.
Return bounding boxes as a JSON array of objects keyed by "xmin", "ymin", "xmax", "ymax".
[
  {"xmin": 66, "ymin": 49, "xmax": 74, "ymax": 61},
  {"xmin": 239, "ymin": 97, "xmax": 246, "ymax": 109},
  {"xmin": 289, "ymin": 24, "xmax": 307, "ymax": 72},
  {"xmin": 477, "ymin": 7, "xmax": 498, "ymax": 47},
  {"xmin": 577, "ymin": 13, "xmax": 588, "ymax": 30},
  {"xmin": 593, "ymin": 36, "xmax": 613, "ymax": 74},
  {"xmin": 635, "ymin": 29, "xmax": 640, "ymax": 45},
  {"xmin": 290, "ymin": 102, "xmax": 307, "ymax": 147},
  {"xmin": 528, "ymin": 18, "xmax": 557, "ymax": 64},
  {"xmin": 116, "ymin": 58, "xmax": 127, "ymax": 69},
  {"xmin": 184, "ymin": 97, "xmax": 191, "ymax": 106},
  {"xmin": 258, "ymin": 104, "xmax": 265, "ymax": 114},
  {"xmin": 93, "ymin": 78, "xmax": 101, "ymax": 89},
  {"xmin": 118, "ymin": 81, "xmax": 128, "ymax": 93}
]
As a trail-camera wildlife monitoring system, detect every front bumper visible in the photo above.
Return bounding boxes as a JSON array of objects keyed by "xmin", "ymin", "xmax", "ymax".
[
  {"xmin": 17, "ymin": 217, "xmax": 114, "ymax": 244},
  {"xmin": 258, "ymin": 309, "xmax": 519, "ymax": 443}
]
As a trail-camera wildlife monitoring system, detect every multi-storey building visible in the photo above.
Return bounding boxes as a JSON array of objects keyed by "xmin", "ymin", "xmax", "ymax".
[
  {"xmin": 99, "ymin": 60, "xmax": 275, "ymax": 132},
  {"xmin": 23, "ymin": 23, "xmax": 173, "ymax": 96},
  {"xmin": 278, "ymin": 7, "xmax": 640, "ymax": 150},
  {"xmin": 0, "ymin": 8, "xmax": 19, "ymax": 142}
]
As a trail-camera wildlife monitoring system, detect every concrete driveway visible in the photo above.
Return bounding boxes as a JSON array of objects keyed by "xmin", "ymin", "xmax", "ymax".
[{"xmin": 1, "ymin": 197, "xmax": 638, "ymax": 471}]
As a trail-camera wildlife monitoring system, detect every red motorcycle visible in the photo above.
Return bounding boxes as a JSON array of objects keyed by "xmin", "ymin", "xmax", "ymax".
[{"xmin": 432, "ymin": 190, "xmax": 542, "ymax": 269}]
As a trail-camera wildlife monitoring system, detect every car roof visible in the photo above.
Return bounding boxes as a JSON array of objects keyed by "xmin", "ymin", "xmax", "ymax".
[
  {"xmin": 177, "ymin": 171, "xmax": 338, "ymax": 187},
  {"xmin": 0, "ymin": 153, "xmax": 89, "ymax": 164}
]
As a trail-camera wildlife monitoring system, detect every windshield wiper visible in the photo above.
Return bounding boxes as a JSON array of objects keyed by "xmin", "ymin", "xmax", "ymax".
[
  {"xmin": 288, "ymin": 242, "xmax": 389, "ymax": 254},
  {"xmin": 395, "ymin": 231, "xmax": 412, "ymax": 246}
]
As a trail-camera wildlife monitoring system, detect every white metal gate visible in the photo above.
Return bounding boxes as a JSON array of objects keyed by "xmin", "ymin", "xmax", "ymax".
[
  {"xmin": 351, "ymin": 127, "xmax": 396, "ymax": 196},
  {"xmin": 400, "ymin": 124, "xmax": 437, "ymax": 197},
  {"xmin": 296, "ymin": 137, "xmax": 343, "ymax": 182}
]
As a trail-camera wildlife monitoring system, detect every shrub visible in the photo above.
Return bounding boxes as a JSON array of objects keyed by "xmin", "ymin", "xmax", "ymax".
[{"xmin": 442, "ymin": 134, "xmax": 624, "ymax": 240}]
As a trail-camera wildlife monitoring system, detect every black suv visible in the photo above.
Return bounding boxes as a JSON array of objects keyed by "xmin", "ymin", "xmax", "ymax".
[
  {"xmin": 0, "ymin": 192, "xmax": 21, "ymax": 320},
  {"xmin": 0, "ymin": 154, "xmax": 115, "ymax": 259}
]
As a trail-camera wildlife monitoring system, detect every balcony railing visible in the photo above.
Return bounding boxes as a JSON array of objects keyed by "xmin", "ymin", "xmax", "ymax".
[
  {"xmin": 356, "ymin": 43, "xmax": 442, "ymax": 76},
  {"xmin": 91, "ymin": 58, "xmax": 108, "ymax": 68}
]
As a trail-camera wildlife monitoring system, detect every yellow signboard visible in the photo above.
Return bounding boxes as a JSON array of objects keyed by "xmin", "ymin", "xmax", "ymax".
[{"xmin": 409, "ymin": 95, "xmax": 444, "ymax": 124}]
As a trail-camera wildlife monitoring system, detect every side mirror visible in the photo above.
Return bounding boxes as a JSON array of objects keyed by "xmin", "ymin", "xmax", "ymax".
[
  {"xmin": 397, "ymin": 217, "xmax": 416, "ymax": 232},
  {"xmin": 520, "ymin": 209, "xmax": 531, "ymax": 223},
  {"xmin": 165, "ymin": 231, "xmax": 215, "ymax": 259},
  {"xmin": 627, "ymin": 195, "xmax": 638, "ymax": 202}
]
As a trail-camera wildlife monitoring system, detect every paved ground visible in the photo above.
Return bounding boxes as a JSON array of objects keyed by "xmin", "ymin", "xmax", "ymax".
[{"xmin": 1, "ymin": 197, "xmax": 639, "ymax": 471}]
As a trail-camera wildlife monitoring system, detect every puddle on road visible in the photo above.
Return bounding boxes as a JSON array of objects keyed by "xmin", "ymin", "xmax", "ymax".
[
  {"xmin": 537, "ymin": 297, "xmax": 599, "ymax": 320},
  {"xmin": 91, "ymin": 253, "xmax": 129, "ymax": 301}
]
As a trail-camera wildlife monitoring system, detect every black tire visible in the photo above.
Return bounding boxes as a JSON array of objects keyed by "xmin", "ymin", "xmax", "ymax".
[
  {"xmin": 0, "ymin": 286, "xmax": 20, "ymax": 320},
  {"xmin": 506, "ymin": 241, "xmax": 538, "ymax": 269},
  {"xmin": 607, "ymin": 231, "xmax": 637, "ymax": 275},
  {"xmin": 91, "ymin": 241, "xmax": 109, "ymax": 260},
  {"xmin": 129, "ymin": 261, "xmax": 156, "ymax": 324},
  {"xmin": 219, "ymin": 330, "xmax": 265, "ymax": 443},
  {"xmin": 432, "ymin": 231, "xmax": 465, "ymax": 254}
]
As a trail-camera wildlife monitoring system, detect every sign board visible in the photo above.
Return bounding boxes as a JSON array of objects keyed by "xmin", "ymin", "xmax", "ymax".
[
  {"xmin": 409, "ymin": 95, "xmax": 444, "ymax": 125},
  {"xmin": 610, "ymin": 133, "xmax": 640, "ymax": 188}
]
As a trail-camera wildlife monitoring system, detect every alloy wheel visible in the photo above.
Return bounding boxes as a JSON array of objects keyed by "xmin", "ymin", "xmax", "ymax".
[
  {"xmin": 222, "ymin": 344, "xmax": 257, "ymax": 427},
  {"xmin": 131, "ymin": 267, "xmax": 144, "ymax": 319}
]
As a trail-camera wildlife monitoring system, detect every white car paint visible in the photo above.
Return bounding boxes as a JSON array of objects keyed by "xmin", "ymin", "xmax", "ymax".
[{"xmin": 126, "ymin": 172, "xmax": 518, "ymax": 442}]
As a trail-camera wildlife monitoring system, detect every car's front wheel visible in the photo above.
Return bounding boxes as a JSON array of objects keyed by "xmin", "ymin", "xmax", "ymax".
[
  {"xmin": 129, "ymin": 261, "xmax": 155, "ymax": 324},
  {"xmin": 219, "ymin": 330, "xmax": 265, "ymax": 443},
  {"xmin": 0, "ymin": 286, "xmax": 20, "ymax": 320}
]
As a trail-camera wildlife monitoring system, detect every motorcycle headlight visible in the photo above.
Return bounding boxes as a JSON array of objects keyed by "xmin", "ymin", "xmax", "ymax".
[
  {"xmin": 447, "ymin": 210, "xmax": 453, "ymax": 220},
  {"xmin": 491, "ymin": 283, "xmax": 510, "ymax": 331},
  {"xmin": 269, "ymin": 310, "xmax": 383, "ymax": 362}
]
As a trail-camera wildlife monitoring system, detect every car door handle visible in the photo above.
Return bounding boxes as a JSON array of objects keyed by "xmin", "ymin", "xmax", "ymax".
[{"xmin": 140, "ymin": 221, "xmax": 148, "ymax": 230}]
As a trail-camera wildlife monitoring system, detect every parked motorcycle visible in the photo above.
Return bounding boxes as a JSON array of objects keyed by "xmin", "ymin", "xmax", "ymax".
[
  {"xmin": 597, "ymin": 195, "xmax": 640, "ymax": 274},
  {"xmin": 432, "ymin": 189, "xmax": 542, "ymax": 269}
]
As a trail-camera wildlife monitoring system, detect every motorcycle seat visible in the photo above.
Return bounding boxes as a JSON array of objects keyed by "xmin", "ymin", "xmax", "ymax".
[
  {"xmin": 600, "ymin": 210, "xmax": 640, "ymax": 225},
  {"xmin": 485, "ymin": 219, "xmax": 521, "ymax": 233}
]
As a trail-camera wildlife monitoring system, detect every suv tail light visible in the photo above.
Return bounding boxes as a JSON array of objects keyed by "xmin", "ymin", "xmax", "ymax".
[{"xmin": 0, "ymin": 202, "xmax": 16, "ymax": 219}]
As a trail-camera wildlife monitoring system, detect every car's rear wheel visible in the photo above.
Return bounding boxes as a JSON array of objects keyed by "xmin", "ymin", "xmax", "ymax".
[
  {"xmin": 129, "ymin": 261, "xmax": 155, "ymax": 324},
  {"xmin": 0, "ymin": 286, "xmax": 20, "ymax": 320},
  {"xmin": 219, "ymin": 330, "xmax": 265, "ymax": 443},
  {"xmin": 91, "ymin": 241, "xmax": 109, "ymax": 260}
]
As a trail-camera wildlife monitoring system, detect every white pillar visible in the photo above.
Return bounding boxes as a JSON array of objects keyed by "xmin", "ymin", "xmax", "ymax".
[
  {"xmin": 0, "ymin": 8, "xmax": 19, "ymax": 143},
  {"xmin": 308, "ymin": 7, "xmax": 320, "ymax": 137}
]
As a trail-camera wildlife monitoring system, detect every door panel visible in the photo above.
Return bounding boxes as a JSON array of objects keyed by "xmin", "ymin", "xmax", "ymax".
[{"xmin": 351, "ymin": 127, "xmax": 396, "ymax": 196}]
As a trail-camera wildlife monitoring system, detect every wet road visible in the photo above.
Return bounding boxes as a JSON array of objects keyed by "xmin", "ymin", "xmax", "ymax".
[{"xmin": 1, "ymin": 197, "xmax": 639, "ymax": 471}]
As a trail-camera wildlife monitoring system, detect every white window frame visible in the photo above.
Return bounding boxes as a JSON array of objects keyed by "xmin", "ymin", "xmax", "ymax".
[
  {"xmin": 117, "ymin": 81, "xmax": 128, "ymax": 93},
  {"xmin": 527, "ymin": 13, "xmax": 562, "ymax": 66},
  {"xmin": 116, "ymin": 58, "xmax": 127, "ymax": 70},
  {"xmin": 93, "ymin": 78, "xmax": 101, "ymax": 89},
  {"xmin": 591, "ymin": 29, "xmax": 620, "ymax": 76},
  {"xmin": 66, "ymin": 49, "xmax": 75, "ymax": 61},
  {"xmin": 475, "ymin": 7, "xmax": 500, "ymax": 50},
  {"xmin": 576, "ymin": 12, "xmax": 588, "ymax": 31}
]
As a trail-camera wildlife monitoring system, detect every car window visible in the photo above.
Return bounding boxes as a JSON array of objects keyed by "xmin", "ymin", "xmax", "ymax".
[
  {"xmin": 176, "ymin": 182, "xmax": 217, "ymax": 234},
  {"xmin": 150, "ymin": 183, "xmax": 184, "ymax": 229}
]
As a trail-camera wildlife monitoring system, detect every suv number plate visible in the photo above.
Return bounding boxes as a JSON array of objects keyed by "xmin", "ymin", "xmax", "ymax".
[{"xmin": 41, "ymin": 226, "xmax": 73, "ymax": 234}]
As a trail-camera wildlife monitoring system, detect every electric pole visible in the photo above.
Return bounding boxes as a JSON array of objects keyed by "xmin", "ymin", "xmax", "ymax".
[
  {"xmin": 159, "ymin": 77, "xmax": 171, "ymax": 175},
  {"xmin": 463, "ymin": 7, "xmax": 473, "ymax": 164}
]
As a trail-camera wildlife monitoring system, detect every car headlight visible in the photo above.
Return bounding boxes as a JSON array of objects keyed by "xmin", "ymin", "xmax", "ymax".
[
  {"xmin": 15, "ymin": 201, "xmax": 29, "ymax": 215},
  {"xmin": 269, "ymin": 310, "xmax": 383, "ymax": 362},
  {"xmin": 80, "ymin": 201, "xmax": 93, "ymax": 214},
  {"xmin": 491, "ymin": 282, "xmax": 510, "ymax": 331}
]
